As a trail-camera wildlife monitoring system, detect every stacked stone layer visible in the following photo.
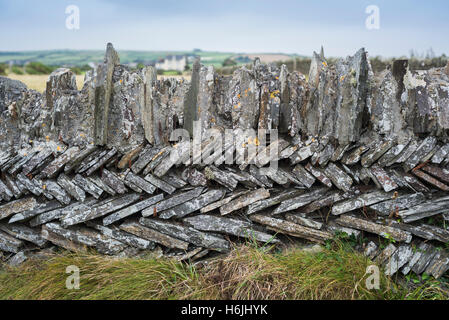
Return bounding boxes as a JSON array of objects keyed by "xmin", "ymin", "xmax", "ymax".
[{"xmin": 1, "ymin": 44, "xmax": 449, "ymax": 278}]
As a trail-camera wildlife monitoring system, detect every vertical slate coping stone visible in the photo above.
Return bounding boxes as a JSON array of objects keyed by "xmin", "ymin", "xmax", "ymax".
[
  {"xmin": 183, "ymin": 57, "xmax": 200, "ymax": 136},
  {"xmin": 94, "ymin": 43, "xmax": 120, "ymax": 145}
]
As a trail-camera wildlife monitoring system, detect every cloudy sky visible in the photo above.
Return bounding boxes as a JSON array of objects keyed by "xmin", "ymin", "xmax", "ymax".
[{"xmin": 0, "ymin": 0, "xmax": 448, "ymax": 57}]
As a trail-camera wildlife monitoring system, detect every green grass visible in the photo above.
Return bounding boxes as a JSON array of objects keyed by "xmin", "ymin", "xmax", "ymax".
[{"xmin": 0, "ymin": 243, "xmax": 447, "ymax": 300}]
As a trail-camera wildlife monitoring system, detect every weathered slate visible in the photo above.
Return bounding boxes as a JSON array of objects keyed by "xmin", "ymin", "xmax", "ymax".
[
  {"xmin": 376, "ymin": 244, "xmax": 397, "ymax": 264},
  {"xmin": 370, "ymin": 166, "xmax": 398, "ymax": 192},
  {"xmin": 425, "ymin": 251, "xmax": 449, "ymax": 279},
  {"xmin": 364, "ymin": 241, "xmax": 379, "ymax": 260},
  {"xmin": 323, "ymin": 163, "xmax": 353, "ymax": 191},
  {"xmin": 255, "ymin": 139, "xmax": 290, "ymax": 167},
  {"xmin": 9, "ymin": 198, "xmax": 62, "ymax": 223},
  {"xmin": 159, "ymin": 189, "xmax": 226, "ymax": 219},
  {"xmin": 200, "ymin": 190, "xmax": 245, "ymax": 214},
  {"xmin": 120, "ymin": 220, "xmax": 188, "ymax": 250},
  {"xmin": 77, "ymin": 149, "xmax": 108, "ymax": 173},
  {"xmin": 61, "ymin": 193, "xmax": 141, "ymax": 227},
  {"xmin": 64, "ymin": 145, "xmax": 98, "ymax": 173},
  {"xmin": 160, "ymin": 172, "xmax": 187, "ymax": 189},
  {"xmin": 86, "ymin": 222, "xmax": 155, "ymax": 250},
  {"xmin": 421, "ymin": 164, "xmax": 449, "ymax": 184},
  {"xmin": 153, "ymin": 142, "xmax": 190, "ymax": 177},
  {"xmin": 144, "ymin": 174, "xmax": 176, "ymax": 194},
  {"xmin": 413, "ymin": 169, "xmax": 449, "ymax": 191},
  {"xmin": 402, "ymin": 242, "xmax": 431, "ymax": 275},
  {"xmin": 101, "ymin": 169, "xmax": 128, "ymax": 194},
  {"xmin": 369, "ymin": 193, "xmax": 426, "ymax": 216},
  {"xmin": 301, "ymin": 190, "xmax": 356, "ymax": 214},
  {"xmin": 29, "ymin": 199, "xmax": 97, "ymax": 226},
  {"xmin": 412, "ymin": 245, "xmax": 438, "ymax": 274},
  {"xmin": 8, "ymin": 251, "xmax": 28, "ymax": 266},
  {"xmin": 8, "ymin": 150, "xmax": 39, "ymax": 175},
  {"xmin": 220, "ymin": 188, "xmax": 270, "ymax": 215},
  {"xmin": 204, "ymin": 166, "xmax": 239, "ymax": 190},
  {"xmin": 0, "ymin": 179, "xmax": 13, "ymax": 201},
  {"xmin": 103, "ymin": 193, "xmax": 164, "ymax": 225},
  {"xmin": 0, "ymin": 197, "xmax": 38, "ymax": 221},
  {"xmin": 361, "ymin": 139, "xmax": 394, "ymax": 168},
  {"xmin": 399, "ymin": 197, "xmax": 449, "ymax": 223},
  {"xmin": 73, "ymin": 174, "xmax": 104, "ymax": 199},
  {"xmin": 85, "ymin": 147, "xmax": 117, "ymax": 176},
  {"xmin": 0, "ymin": 223, "xmax": 47, "ymax": 247},
  {"xmin": 285, "ymin": 214, "xmax": 323, "ymax": 229},
  {"xmin": 247, "ymin": 189, "xmax": 303, "ymax": 215},
  {"xmin": 393, "ymin": 140, "xmax": 419, "ymax": 164},
  {"xmin": 45, "ymin": 180, "xmax": 71, "ymax": 205},
  {"xmin": 117, "ymin": 144, "xmax": 144, "ymax": 169},
  {"xmin": 40, "ymin": 146, "xmax": 80, "ymax": 178},
  {"xmin": 261, "ymin": 167, "xmax": 289, "ymax": 185},
  {"xmin": 141, "ymin": 187, "xmax": 204, "ymax": 217},
  {"xmin": 88, "ymin": 176, "xmax": 117, "ymax": 196},
  {"xmin": 41, "ymin": 224, "xmax": 88, "ymax": 252},
  {"xmin": 327, "ymin": 222, "xmax": 361, "ymax": 238},
  {"xmin": 139, "ymin": 217, "xmax": 230, "ymax": 251},
  {"xmin": 292, "ymin": 164, "xmax": 316, "ymax": 188},
  {"xmin": 304, "ymin": 163, "xmax": 333, "ymax": 187},
  {"xmin": 377, "ymin": 141, "xmax": 410, "ymax": 167},
  {"xmin": 384, "ymin": 245, "xmax": 414, "ymax": 276},
  {"xmin": 3, "ymin": 175, "xmax": 22, "ymax": 198},
  {"xmin": 142, "ymin": 147, "xmax": 171, "ymax": 175},
  {"xmin": 336, "ymin": 215, "xmax": 412, "ymax": 243},
  {"xmin": 403, "ymin": 137, "xmax": 437, "ymax": 172},
  {"xmin": 431, "ymin": 143, "xmax": 449, "ymax": 164},
  {"xmin": 249, "ymin": 214, "xmax": 333, "ymax": 243},
  {"xmin": 0, "ymin": 230, "xmax": 23, "ymax": 253},
  {"xmin": 342, "ymin": 145, "xmax": 370, "ymax": 166},
  {"xmin": 16, "ymin": 173, "xmax": 42, "ymax": 196},
  {"xmin": 57, "ymin": 173, "xmax": 86, "ymax": 202},
  {"xmin": 289, "ymin": 145, "xmax": 315, "ymax": 165},
  {"xmin": 124, "ymin": 171, "xmax": 156, "ymax": 194},
  {"xmin": 184, "ymin": 215, "xmax": 278, "ymax": 243},
  {"xmin": 249, "ymin": 165, "xmax": 273, "ymax": 188},
  {"xmin": 272, "ymin": 187, "xmax": 328, "ymax": 215},
  {"xmin": 94, "ymin": 43, "xmax": 120, "ymax": 145},
  {"xmin": 331, "ymin": 190, "xmax": 393, "ymax": 215},
  {"xmin": 130, "ymin": 145, "xmax": 160, "ymax": 174},
  {"xmin": 402, "ymin": 172, "xmax": 430, "ymax": 193},
  {"xmin": 182, "ymin": 167, "xmax": 208, "ymax": 187}
]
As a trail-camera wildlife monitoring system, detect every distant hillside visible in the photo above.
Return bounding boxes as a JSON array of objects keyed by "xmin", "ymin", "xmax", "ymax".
[{"xmin": 0, "ymin": 50, "xmax": 295, "ymax": 68}]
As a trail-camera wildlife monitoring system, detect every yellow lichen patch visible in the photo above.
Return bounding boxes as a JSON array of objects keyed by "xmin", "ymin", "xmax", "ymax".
[
  {"xmin": 42, "ymin": 184, "xmax": 46, "ymax": 190},
  {"xmin": 80, "ymin": 133, "xmax": 85, "ymax": 138},
  {"xmin": 254, "ymin": 137, "xmax": 260, "ymax": 146},
  {"xmin": 270, "ymin": 90, "xmax": 280, "ymax": 99},
  {"xmin": 210, "ymin": 117, "xmax": 216, "ymax": 123},
  {"xmin": 45, "ymin": 136, "xmax": 50, "ymax": 141},
  {"xmin": 119, "ymin": 79, "xmax": 123, "ymax": 84},
  {"xmin": 29, "ymin": 140, "xmax": 33, "ymax": 144},
  {"xmin": 340, "ymin": 75, "xmax": 346, "ymax": 82},
  {"xmin": 57, "ymin": 146, "xmax": 61, "ymax": 152},
  {"xmin": 42, "ymin": 123, "xmax": 46, "ymax": 127},
  {"xmin": 322, "ymin": 61, "xmax": 328, "ymax": 67},
  {"xmin": 275, "ymin": 76, "xmax": 279, "ymax": 80}
]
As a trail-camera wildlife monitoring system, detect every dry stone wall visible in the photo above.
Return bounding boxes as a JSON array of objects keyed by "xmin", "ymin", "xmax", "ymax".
[{"xmin": 1, "ymin": 43, "xmax": 449, "ymax": 278}]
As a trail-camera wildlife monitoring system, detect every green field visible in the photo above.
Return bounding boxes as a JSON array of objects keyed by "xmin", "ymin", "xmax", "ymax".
[{"xmin": 0, "ymin": 50, "xmax": 237, "ymax": 68}]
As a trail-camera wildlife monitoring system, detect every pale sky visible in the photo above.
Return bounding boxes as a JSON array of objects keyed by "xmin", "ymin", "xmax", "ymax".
[{"xmin": 0, "ymin": 0, "xmax": 448, "ymax": 57}]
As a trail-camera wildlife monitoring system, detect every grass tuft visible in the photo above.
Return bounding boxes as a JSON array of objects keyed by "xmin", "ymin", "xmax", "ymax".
[{"xmin": 0, "ymin": 243, "xmax": 448, "ymax": 300}]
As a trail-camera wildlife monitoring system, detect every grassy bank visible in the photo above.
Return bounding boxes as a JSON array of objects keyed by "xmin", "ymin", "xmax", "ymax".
[{"xmin": 0, "ymin": 243, "xmax": 447, "ymax": 300}]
